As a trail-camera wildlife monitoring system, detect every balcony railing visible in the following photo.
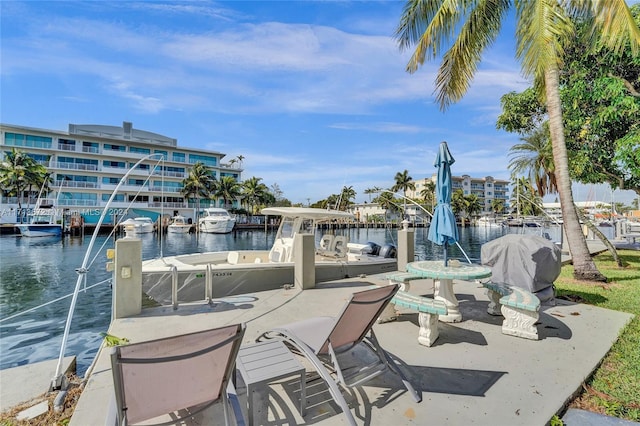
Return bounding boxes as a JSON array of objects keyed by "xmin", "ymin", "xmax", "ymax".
[
  {"xmin": 57, "ymin": 144, "xmax": 77, "ymax": 151},
  {"xmin": 52, "ymin": 162, "xmax": 99, "ymax": 171}
]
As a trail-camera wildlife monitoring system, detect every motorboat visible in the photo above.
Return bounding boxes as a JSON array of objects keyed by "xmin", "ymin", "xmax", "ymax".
[
  {"xmin": 198, "ymin": 208, "xmax": 236, "ymax": 233},
  {"xmin": 475, "ymin": 216, "xmax": 504, "ymax": 228},
  {"xmin": 167, "ymin": 215, "xmax": 192, "ymax": 234},
  {"xmin": 16, "ymin": 199, "xmax": 63, "ymax": 238},
  {"xmin": 120, "ymin": 217, "xmax": 155, "ymax": 234},
  {"xmin": 141, "ymin": 207, "xmax": 398, "ymax": 303}
]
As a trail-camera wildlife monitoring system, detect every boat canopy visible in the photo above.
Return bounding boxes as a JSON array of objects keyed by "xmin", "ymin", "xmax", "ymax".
[{"xmin": 261, "ymin": 207, "xmax": 354, "ymax": 222}]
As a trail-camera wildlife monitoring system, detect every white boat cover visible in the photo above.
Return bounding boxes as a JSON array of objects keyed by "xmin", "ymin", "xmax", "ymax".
[{"xmin": 480, "ymin": 234, "xmax": 561, "ymax": 299}]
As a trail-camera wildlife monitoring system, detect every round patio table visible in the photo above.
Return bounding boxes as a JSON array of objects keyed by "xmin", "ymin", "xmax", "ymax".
[{"xmin": 406, "ymin": 260, "xmax": 492, "ymax": 323}]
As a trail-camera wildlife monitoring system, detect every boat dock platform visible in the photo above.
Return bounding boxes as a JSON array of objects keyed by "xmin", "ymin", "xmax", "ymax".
[{"xmin": 72, "ymin": 276, "xmax": 633, "ymax": 425}]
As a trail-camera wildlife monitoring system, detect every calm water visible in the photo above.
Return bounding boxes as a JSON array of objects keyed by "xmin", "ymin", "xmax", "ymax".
[{"xmin": 0, "ymin": 225, "xmax": 560, "ymax": 375}]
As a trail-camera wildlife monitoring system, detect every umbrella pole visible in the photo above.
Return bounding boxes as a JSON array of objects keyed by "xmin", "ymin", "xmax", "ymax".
[{"xmin": 444, "ymin": 242, "xmax": 448, "ymax": 267}]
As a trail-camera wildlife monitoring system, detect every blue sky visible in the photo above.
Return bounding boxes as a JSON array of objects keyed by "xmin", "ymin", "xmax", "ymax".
[{"xmin": 1, "ymin": 1, "xmax": 637, "ymax": 206}]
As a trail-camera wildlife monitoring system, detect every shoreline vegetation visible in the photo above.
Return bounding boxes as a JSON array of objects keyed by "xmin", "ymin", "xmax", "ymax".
[
  {"xmin": 1, "ymin": 249, "xmax": 638, "ymax": 425},
  {"xmin": 556, "ymin": 249, "xmax": 640, "ymax": 422}
]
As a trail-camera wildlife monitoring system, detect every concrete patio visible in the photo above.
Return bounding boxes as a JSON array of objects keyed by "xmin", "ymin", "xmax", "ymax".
[{"xmin": 67, "ymin": 272, "xmax": 633, "ymax": 425}]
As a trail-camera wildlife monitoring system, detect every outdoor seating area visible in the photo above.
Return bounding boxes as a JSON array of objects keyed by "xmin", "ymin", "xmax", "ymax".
[{"xmin": 67, "ymin": 275, "xmax": 633, "ymax": 426}]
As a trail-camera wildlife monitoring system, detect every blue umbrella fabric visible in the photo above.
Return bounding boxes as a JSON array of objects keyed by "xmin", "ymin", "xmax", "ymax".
[{"xmin": 427, "ymin": 141, "xmax": 459, "ymax": 266}]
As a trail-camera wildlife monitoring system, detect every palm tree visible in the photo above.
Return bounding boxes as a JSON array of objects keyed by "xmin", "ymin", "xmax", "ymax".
[
  {"xmin": 373, "ymin": 191, "xmax": 398, "ymax": 223},
  {"xmin": 242, "ymin": 176, "xmax": 268, "ymax": 216},
  {"xmin": 0, "ymin": 148, "xmax": 48, "ymax": 207},
  {"xmin": 181, "ymin": 162, "xmax": 216, "ymax": 213},
  {"xmin": 363, "ymin": 187, "xmax": 381, "ymax": 202},
  {"xmin": 451, "ymin": 189, "xmax": 467, "ymax": 226},
  {"xmin": 465, "ymin": 193, "xmax": 483, "ymax": 220},
  {"xmin": 508, "ymin": 126, "xmax": 557, "ymax": 197},
  {"xmin": 420, "ymin": 180, "xmax": 436, "ymax": 213},
  {"xmin": 491, "ymin": 198, "xmax": 505, "ymax": 215},
  {"xmin": 392, "ymin": 170, "xmax": 415, "ymax": 220},
  {"xmin": 214, "ymin": 176, "xmax": 242, "ymax": 210},
  {"xmin": 395, "ymin": 0, "xmax": 639, "ymax": 281},
  {"xmin": 338, "ymin": 186, "xmax": 356, "ymax": 210},
  {"xmin": 510, "ymin": 176, "xmax": 544, "ymax": 217},
  {"xmin": 236, "ymin": 155, "xmax": 245, "ymax": 168}
]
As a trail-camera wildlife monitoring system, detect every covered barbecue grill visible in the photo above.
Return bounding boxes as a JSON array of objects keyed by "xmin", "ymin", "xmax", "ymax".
[{"xmin": 481, "ymin": 234, "xmax": 561, "ymax": 302}]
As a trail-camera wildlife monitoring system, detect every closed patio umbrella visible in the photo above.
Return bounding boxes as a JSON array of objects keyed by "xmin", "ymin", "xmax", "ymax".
[{"xmin": 427, "ymin": 141, "xmax": 459, "ymax": 266}]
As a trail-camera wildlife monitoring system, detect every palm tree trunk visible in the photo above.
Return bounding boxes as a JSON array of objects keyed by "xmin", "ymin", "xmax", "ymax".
[
  {"xmin": 575, "ymin": 207, "xmax": 622, "ymax": 267},
  {"xmin": 544, "ymin": 67, "xmax": 606, "ymax": 282}
]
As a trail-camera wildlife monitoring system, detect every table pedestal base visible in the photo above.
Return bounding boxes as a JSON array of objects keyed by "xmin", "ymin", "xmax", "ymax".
[{"xmin": 435, "ymin": 279, "xmax": 462, "ymax": 323}]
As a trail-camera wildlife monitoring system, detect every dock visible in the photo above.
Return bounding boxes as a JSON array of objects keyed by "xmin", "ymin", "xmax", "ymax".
[{"xmin": 66, "ymin": 276, "xmax": 632, "ymax": 425}]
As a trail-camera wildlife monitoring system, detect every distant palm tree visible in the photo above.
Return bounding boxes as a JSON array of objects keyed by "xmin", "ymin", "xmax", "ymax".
[
  {"xmin": 214, "ymin": 176, "xmax": 242, "ymax": 210},
  {"xmin": 451, "ymin": 189, "xmax": 467, "ymax": 225},
  {"xmin": 395, "ymin": 0, "xmax": 639, "ymax": 281},
  {"xmin": 373, "ymin": 191, "xmax": 397, "ymax": 223},
  {"xmin": 236, "ymin": 155, "xmax": 245, "ymax": 167},
  {"xmin": 420, "ymin": 180, "xmax": 436, "ymax": 213},
  {"xmin": 338, "ymin": 186, "xmax": 356, "ymax": 210},
  {"xmin": 363, "ymin": 186, "xmax": 381, "ymax": 202},
  {"xmin": 181, "ymin": 162, "xmax": 216, "ymax": 213},
  {"xmin": 508, "ymin": 126, "xmax": 557, "ymax": 198},
  {"xmin": 242, "ymin": 176, "xmax": 268, "ymax": 216},
  {"xmin": 510, "ymin": 176, "xmax": 543, "ymax": 217},
  {"xmin": 491, "ymin": 198, "xmax": 505, "ymax": 215},
  {"xmin": 392, "ymin": 170, "xmax": 415, "ymax": 220},
  {"xmin": 465, "ymin": 194, "xmax": 483, "ymax": 220},
  {"xmin": 0, "ymin": 148, "xmax": 49, "ymax": 207}
]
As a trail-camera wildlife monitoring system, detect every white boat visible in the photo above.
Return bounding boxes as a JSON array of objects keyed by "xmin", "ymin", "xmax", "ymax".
[
  {"xmin": 120, "ymin": 217, "xmax": 155, "ymax": 234},
  {"xmin": 141, "ymin": 207, "xmax": 398, "ymax": 303},
  {"xmin": 198, "ymin": 208, "xmax": 236, "ymax": 233},
  {"xmin": 16, "ymin": 199, "xmax": 63, "ymax": 237},
  {"xmin": 476, "ymin": 216, "xmax": 504, "ymax": 228},
  {"xmin": 167, "ymin": 215, "xmax": 192, "ymax": 234}
]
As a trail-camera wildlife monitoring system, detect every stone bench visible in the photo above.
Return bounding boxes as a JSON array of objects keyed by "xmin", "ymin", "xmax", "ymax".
[
  {"xmin": 481, "ymin": 281, "xmax": 540, "ymax": 340},
  {"xmin": 385, "ymin": 272, "xmax": 427, "ymax": 292},
  {"xmin": 379, "ymin": 290, "xmax": 448, "ymax": 347}
]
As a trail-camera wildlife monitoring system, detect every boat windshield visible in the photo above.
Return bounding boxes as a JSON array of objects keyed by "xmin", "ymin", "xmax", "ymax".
[{"xmin": 279, "ymin": 217, "xmax": 296, "ymax": 238}]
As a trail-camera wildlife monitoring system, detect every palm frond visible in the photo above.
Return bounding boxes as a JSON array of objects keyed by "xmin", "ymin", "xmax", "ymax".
[
  {"xmin": 435, "ymin": 0, "xmax": 510, "ymax": 108},
  {"xmin": 396, "ymin": 0, "xmax": 464, "ymax": 73},
  {"xmin": 589, "ymin": 0, "xmax": 640, "ymax": 55},
  {"xmin": 515, "ymin": 0, "xmax": 573, "ymax": 85}
]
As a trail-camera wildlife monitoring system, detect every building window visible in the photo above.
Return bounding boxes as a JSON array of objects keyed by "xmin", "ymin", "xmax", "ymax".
[
  {"xmin": 172, "ymin": 152, "xmax": 186, "ymax": 162},
  {"xmin": 4, "ymin": 132, "xmax": 52, "ymax": 148},
  {"xmin": 104, "ymin": 144, "xmax": 126, "ymax": 152},
  {"xmin": 129, "ymin": 146, "xmax": 151, "ymax": 154},
  {"xmin": 102, "ymin": 177, "xmax": 120, "ymax": 185},
  {"xmin": 103, "ymin": 160, "xmax": 126, "ymax": 168},
  {"xmin": 82, "ymin": 141, "xmax": 99, "ymax": 153},
  {"xmin": 188, "ymin": 154, "xmax": 217, "ymax": 167},
  {"xmin": 102, "ymin": 194, "xmax": 124, "ymax": 201},
  {"xmin": 154, "ymin": 150, "xmax": 168, "ymax": 159}
]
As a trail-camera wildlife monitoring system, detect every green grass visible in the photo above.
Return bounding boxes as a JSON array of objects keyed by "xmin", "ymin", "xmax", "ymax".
[{"xmin": 554, "ymin": 249, "xmax": 640, "ymax": 421}]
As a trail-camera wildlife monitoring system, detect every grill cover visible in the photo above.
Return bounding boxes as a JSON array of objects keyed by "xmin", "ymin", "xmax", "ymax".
[{"xmin": 481, "ymin": 234, "xmax": 561, "ymax": 300}]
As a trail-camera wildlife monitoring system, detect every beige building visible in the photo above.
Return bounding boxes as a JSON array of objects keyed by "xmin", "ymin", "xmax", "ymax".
[{"xmin": 407, "ymin": 174, "xmax": 510, "ymax": 214}]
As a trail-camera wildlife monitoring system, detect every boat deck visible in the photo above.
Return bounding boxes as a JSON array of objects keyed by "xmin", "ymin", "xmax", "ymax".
[{"xmin": 69, "ymin": 272, "xmax": 633, "ymax": 425}]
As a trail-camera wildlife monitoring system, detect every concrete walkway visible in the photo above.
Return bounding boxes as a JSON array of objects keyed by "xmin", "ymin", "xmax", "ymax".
[{"xmin": 68, "ymin": 274, "xmax": 633, "ymax": 425}]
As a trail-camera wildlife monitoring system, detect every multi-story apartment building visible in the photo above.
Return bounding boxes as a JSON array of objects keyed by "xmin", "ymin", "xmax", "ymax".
[
  {"xmin": 407, "ymin": 174, "xmax": 510, "ymax": 214},
  {"xmin": 0, "ymin": 122, "xmax": 242, "ymax": 224}
]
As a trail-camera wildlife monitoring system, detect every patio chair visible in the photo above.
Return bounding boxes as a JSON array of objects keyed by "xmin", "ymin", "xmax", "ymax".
[
  {"xmin": 257, "ymin": 284, "xmax": 420, "ymax": 426},
  {"xmin": 110, "ymin": 323, "xmax": 246, "ymax": 426}
]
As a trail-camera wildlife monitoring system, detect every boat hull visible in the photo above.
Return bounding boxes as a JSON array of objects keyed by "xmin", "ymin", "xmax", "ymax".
[
  {"xmin": 167, "ymin": 225, "xmax": 192, "ymax": 234},
  {"xmin": 199, "ymin": 220, "xmax": 235, "ymax": 233},
  {"xmin": 16, "ymin": 224, "xmax": 63, "ymax": 237},
  {"xmin": 141, "ymin": 254, "xmax": 397, "ymax": 304}
]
